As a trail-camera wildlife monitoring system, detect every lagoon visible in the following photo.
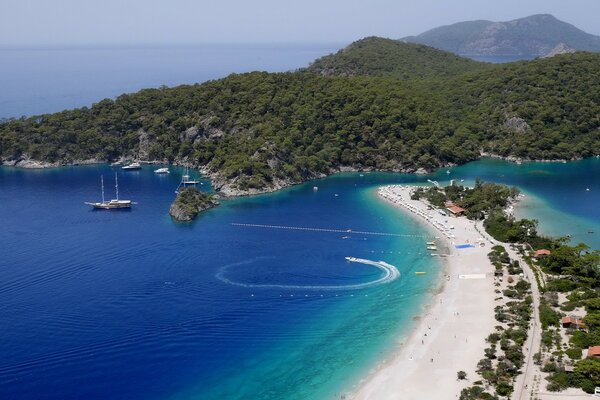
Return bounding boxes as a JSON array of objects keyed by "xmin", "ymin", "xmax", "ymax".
[{"xmin": 0, "ymin": 158, "xmax": 598, "ymax": 399}]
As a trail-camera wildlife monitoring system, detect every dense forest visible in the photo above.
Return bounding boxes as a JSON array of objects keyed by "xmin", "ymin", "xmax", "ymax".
[
  {"xmin": 1, "ymin": 37, "xmax": 600, "ymax": 194},
  {"xmin": 305, "ymin": 37, "xmax": 489, "ymax": 79}
]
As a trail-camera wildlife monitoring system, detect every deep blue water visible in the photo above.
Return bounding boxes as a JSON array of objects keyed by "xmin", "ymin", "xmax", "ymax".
[
  {"xmin": 0, "ymin": 165, "xmax": 439, "ymax": 400},
  {"xmin": 1, "ymin": 158, "xmax": 599, "ymax": 400},
  {"xmin": 0, "ymin": 44, "xmax": 339, "ymax": 118}
]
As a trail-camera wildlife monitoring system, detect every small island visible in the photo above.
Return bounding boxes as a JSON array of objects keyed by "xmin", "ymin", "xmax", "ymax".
[{"xmin": 169, "ymin": 187, "xmax": 218, "ymax": 222}]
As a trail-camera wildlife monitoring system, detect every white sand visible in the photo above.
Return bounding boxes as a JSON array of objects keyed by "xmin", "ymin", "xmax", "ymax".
[{"xmin": 351, "ymin": 185, "xmax": 498, "ymax": 400}]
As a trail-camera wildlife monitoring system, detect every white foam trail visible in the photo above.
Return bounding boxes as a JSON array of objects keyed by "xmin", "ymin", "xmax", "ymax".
[{"xmin": 216, "ymin": 257, "xmax": 400, "ymax": 291}]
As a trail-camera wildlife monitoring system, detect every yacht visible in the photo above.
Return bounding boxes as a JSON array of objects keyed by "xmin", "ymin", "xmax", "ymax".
[
  {"xmin": 154, "ymin": 167, "xmax": 170, "ymax": 174},
  {"xmin": 122, "ymin": 162, "xmax": 141, "ymax": 170},
  {"xmin": 85, "ymin": 174, "xmax": 133, "ymax": 209}
]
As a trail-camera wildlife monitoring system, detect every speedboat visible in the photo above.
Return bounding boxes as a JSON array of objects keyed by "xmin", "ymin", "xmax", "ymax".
[
  {"xmin": 154, "ymin": 167, "xmax": 170, "ymax": 174},
  {"xmin": 122, "ymin": 162, "xmax": 141, "ymax": 170}
]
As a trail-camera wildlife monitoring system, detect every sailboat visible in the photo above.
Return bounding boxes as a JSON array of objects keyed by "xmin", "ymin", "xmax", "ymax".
[
  {"xmin": 175, "ymin": 166, "xmax": 201, "ymax": 193},
  {"xmin": 181, "ymin": 166, "xmax": 200, "ymax": 186},
  {"xmin": 85, "ymin": 174, "xmax": 133, "ymax": 209}
]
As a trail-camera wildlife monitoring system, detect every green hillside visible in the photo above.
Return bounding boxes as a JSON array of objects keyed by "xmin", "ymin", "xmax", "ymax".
[
  {"xmin": 1, "ymin": 43, "xmax": 599, "ymax": 194},
  {"xmin": 306, "ymin": 37, "xmax": 488, "ymax": 79}
]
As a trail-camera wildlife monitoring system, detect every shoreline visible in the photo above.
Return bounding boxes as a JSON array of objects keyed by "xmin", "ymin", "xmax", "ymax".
[
  {"xmin": 350, "ymin": 185, "xmax": 497, "ymax": 400},
  {"xmin": 2, "ymin": 155, "xmax": 591, "ymax": 197}
]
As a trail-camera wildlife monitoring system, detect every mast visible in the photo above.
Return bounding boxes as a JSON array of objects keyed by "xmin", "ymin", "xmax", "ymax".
[
  {"xmin": 101, "ymin": 175, "xmax": 105, "ymax": 203},
  {"xmin": 115, "ymin": 172, "xmax": 119, "ymax": 200}
]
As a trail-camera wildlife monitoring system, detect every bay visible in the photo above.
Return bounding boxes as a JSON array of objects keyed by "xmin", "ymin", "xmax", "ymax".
[{"xmin": 0, "ymin": 157, "xmax": 598, "ymax": 399}]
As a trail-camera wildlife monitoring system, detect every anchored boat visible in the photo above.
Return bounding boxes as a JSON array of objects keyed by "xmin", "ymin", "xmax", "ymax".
[
  {"xmin": 176, "ymin": 167, "xmax": 201, "ymax": 193},
  {"xmin": 85, "ymin": 174, "xmax": 134, "ymax": 210},
  {"xmin": 122, "ymin": 162, "xmax": 141, "ymax": 170}
]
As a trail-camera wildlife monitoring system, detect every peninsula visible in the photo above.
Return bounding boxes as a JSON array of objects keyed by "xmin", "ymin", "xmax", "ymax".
[
  {"xmin": 169, "ymin": 187, "xmax": 218, "ymax": 221},
  {"xmin": 1, "ymin": 38, "xmax": 599, "ymax": 197}
]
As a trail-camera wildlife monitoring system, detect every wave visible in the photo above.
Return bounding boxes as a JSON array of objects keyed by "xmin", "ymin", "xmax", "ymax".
[{"xmin": 215, "ymin": 257, "xmax": 400, "ymax": 290}]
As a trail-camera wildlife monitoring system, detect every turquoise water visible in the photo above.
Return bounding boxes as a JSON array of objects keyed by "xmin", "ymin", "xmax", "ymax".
[
  {"xmin": 0, "ymin": 158, "xmax": 598, "ymax": 400},
  {"xmin": 0, "ymin": 165, "xmax": 439, "ymax": 400},
  {"xmin": 441, "ymin": 158, "xmax": 600, "ymax": 249}
]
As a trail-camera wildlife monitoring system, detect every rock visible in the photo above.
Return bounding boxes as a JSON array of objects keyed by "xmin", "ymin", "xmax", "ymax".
[
  {"xmin": 169, "ymin": 187, "xmax": 219, "ymax": 222},
  {"xmin": 180, "ymin": 126, "xmax": 199, "ymax": 143},
  {"xmin": 1, "ymin": 154, "xmax": 102, "ymax": 169},
  {"xmin": 415, "ymin": 168, "xmax": 428, "ymax": 175},
  {"xmin": 138, "ymin": 129, "xmax": 150, "ymax": 160},
  {"xmin": 543, "ymin": 43, "xmax": 577, "ymax": 58},
  {"xmin": 504, "ymin": 116, "xmax": 530, "ymax": 133}
]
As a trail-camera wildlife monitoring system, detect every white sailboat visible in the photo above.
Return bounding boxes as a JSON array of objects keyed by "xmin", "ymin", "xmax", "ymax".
[
  {"xmin": 85, "ymin": 174, "xmax": 133, "ymax": 209},
  {"xmin": 176, "ymin": 166, "xmax": 201, "ymax": 193}
]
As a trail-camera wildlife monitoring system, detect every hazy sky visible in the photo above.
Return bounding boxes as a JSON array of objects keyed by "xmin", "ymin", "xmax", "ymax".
[{"xmin": 2, "ymin": 0, "xmax": 600, "ymax": 46}]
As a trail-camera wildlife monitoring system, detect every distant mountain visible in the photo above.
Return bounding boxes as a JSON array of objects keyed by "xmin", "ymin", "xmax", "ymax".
[
  {"xmin": 402, "ymin": 14, "xmax": 600, "ymax": 58},
  {"xmin": 306, "ymin": 37, "xmax": 488, "ymax": 79}
]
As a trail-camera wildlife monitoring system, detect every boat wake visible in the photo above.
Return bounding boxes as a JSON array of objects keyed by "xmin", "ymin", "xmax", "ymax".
[{"xmin": 216, "ymin": 257, "xmax": 400, "ymax": 290}]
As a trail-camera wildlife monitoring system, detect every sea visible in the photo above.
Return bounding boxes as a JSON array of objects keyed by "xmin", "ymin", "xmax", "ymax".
[
  {"xmin": 0, "ymin": 44, "xmax": 341, "ymax": 119},
  {"xmin": 1, "ymin": 45, "xmax": 599, "ymax": 400}
]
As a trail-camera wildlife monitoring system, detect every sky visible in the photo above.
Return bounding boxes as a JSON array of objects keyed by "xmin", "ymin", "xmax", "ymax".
[{"xmin": 1, "ymin": 0, "xmax": 600, "ymax": 46}]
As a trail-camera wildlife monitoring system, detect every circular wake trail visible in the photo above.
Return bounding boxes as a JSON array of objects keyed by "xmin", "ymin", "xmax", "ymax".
[{"xmin": 216, "ymin": 257, "xmax": 400, "ymax": 291}]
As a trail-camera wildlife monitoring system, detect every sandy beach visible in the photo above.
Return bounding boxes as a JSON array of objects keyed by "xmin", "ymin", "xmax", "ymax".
[{"xmin": 352, "ymin": 185, "xmax": 498, "ymax": 400}]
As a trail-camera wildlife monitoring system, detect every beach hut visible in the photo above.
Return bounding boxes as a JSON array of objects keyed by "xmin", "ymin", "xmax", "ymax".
[
  {"xmin": 587, "ymin": 346, "xmax": 600, "ymax": 359},
  {"xmin": 561, "ymin": 316, "xmax": 585, "ymax": 330},
  {"xmin": 445, "ymin": 201, "xmax": 466, "ymax": 216},
  {"xmin": 533, "ymin": 249, "xmax": 551, "ymax": 258},
  {"xmin": 446, "ymin": 205, "xmax": 466, "ymax": 217}
]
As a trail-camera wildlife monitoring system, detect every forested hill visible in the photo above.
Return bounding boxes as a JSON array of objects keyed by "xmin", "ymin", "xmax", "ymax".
[
  {"xmin": 306, "ymin": 37, "xmax": 489, "ymax": 79},
  {"xmin": 0, "ymin": 44, "xmax": 599, "ymax": 195}
]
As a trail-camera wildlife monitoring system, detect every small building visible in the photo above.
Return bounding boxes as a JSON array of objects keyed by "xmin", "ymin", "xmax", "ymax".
[
  {"xmin": 446, "ymin": 205, "xmax": 467, "ymax": 217},
  {"xmin": 587, "ymin": 346, "xmax": 600, "ymax": 359},
  {"xmin": 444, "ymin": 201, "xmax": 467, "ymax": 216},
  {"xmin": 561, "ymin": 316, "xmax": 585, "ymax": 330},
  {"xmin": 533, "ymin": 249, "xmax": 551, "ymax": 258}
]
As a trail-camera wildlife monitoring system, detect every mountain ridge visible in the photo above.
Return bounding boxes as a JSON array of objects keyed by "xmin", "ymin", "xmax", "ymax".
[{"xmin": 402, "ymin": 14, "xmax": 600, "ymax": 58}]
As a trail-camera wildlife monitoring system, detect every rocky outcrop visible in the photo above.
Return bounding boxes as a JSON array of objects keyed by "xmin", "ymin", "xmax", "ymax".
[
  {"xmin": 543, "ymin": 43, "xmax": 577, "ymax": 58},
  {"xmin": 179, "ymin": 116, "xmax": 227, "ymax": 145},
  {"xmin": 504, "ymin": 116, "xmax": 530, "ymax": 133},
  {"xmin": 138, "ymin": 129, "xmax": 150, "ymax": 160},
  {"xmin": 1, "ymin": 155, "xmax": 101, "ymax": 168},
  {"xmin": 169, "ymin": 187, "xmax": 219, "ymax": 222}
]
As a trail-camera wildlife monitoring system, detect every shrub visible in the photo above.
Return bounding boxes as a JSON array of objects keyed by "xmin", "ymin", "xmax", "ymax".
[
  {"xmin": 495, "ymin": 381, "xmax": 513, "ymax": 396},
  {"xmin": 546, "ymin": 279, "xmax": 578, "ymax": 292},
  {"xmin": 566, "ymin": 347, "xmax": 582, "ymax": 360},
  {"xmin": 457, "ymin": 370, "xmax": 467, "ymax": 380}
]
